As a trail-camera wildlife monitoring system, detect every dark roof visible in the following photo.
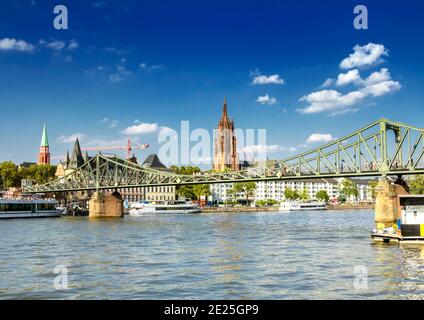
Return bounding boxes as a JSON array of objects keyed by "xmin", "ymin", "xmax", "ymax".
[
  {"xmin": 19, "ymin": 162, "xmax": 36, "ymax": 168},
  {"xmin": 142, "ymin": 154, "xmax": 167, "ymax": 169},
  {"xmin": 70, "ymin": 138, "xmax": 84, "ymax": 168}
]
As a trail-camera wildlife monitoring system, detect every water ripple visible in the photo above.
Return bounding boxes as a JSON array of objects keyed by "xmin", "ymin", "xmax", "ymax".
[{"xmin": 1, "ymin": 210, "xmax": 424, "ymax": 299}]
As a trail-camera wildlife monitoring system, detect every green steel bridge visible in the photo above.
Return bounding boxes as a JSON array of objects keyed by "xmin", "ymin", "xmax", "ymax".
[{"xmin": 24, "ymin": 118, "xmax": 424, "ymax": 193}]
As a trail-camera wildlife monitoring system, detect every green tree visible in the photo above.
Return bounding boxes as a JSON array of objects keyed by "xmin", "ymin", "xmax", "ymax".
[
  {"xmin": 316, "ymin": 190, "xmax": 330, "ymax": 202},
  {"xmin": 231, "ymin": 182, "xmax": 256, "ymax": 205},
  {"xmin": 409, "ymin": 176, "xmax": 424, "ymax": 195},
  {"xmin": 368, "ymin": 180, "xmax": 378, "ymax": 199},
  {"xmin": 171, "ymin": 165, "xmax": 202, "ymax": 200},
  {"xmin": 193, "ymin": 184, "xmax": 211, "ymax": 202},
  {"xmin": 176, "ymin": 185, "xmax": 196, "ymax": 200},
  {"xmin": 299, "ymin": 189, "xmax": 309, "ymax": 200},
  {"xmin": 0, "ymin": 162, "xmax": 20, "ymax": 189},
  {"xmin": 339, "ymin": 179, "xmax": 359, "ymax": 200},
  {"xmin": 284, "ymin": 188, "xmax": 300, "ymax": 200}
]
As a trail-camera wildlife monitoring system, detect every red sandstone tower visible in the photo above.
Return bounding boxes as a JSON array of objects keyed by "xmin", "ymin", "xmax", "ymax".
[
  {"xmin": 38, "ymin": 124, "xmax": 51, "ymax": 165},
  {"xmin": 213, "ymin": 97, "xmax": 240, "ymax": 171}
]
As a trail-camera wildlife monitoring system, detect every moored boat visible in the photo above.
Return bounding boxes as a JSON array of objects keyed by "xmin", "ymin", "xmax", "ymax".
[
  {"xmin": 0, "ymin": 198, "xmax": 62, "ymax": 219},
  {"xmin": 128, "ymin": 200, "xmax": 201, "ymax": 216},
  {"xmin": 279, "ymin": 200, "xmax": 326, "ymax": 211},
  {"xmin": 371, "ymin": 195, "xmax": 424, "ymax": 243}
]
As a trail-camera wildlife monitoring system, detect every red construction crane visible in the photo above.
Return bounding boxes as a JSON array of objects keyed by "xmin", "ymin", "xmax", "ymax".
[{"xmin": 85, "ymin": 138, "xmax": 149, "ymax": 159}]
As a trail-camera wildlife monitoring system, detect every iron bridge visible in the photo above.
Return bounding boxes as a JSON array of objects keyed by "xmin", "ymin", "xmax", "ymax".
[{"xmin": 24, "ymin": 118, "xmax": 424, "ymax": 193}]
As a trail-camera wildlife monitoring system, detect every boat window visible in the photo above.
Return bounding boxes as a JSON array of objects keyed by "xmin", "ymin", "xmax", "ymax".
[
  {"xmin": 0, "ymin": 204, "xmax": 7, "ymax": 212},
  {"xmin": 37, "ymin": 203, "xmax": 56, "ymax": 211},
  {"xmin": 400, "ymin": 197, "xmax": 424, "ymax": 208},
  {"xmin": 7, "ymin": 203, "xmax": 32, "ymax": 211}
]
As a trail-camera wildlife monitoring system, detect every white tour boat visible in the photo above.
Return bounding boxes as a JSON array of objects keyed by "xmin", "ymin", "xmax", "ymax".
[
  {"xmin": 279, "ymin": 200, "xmax": 327, "ymax": 212},
  {"xmin": 0, "ymin": 198, "xmax": 62, "ymax": 219},
  {"xmin": 128, "ymin": 200, "xmax": 201, "ymax": 215}
]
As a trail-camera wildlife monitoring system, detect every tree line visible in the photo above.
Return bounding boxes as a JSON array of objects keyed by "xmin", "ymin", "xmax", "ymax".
[{"xmin": 0, "ymin": 161, "xmax": 57, "ymax": 190}]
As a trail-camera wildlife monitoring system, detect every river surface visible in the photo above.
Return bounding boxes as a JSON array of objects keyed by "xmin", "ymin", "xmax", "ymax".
[{"xmin": 1, "ymin": 209, "xmax": 424, "ymax": 299}]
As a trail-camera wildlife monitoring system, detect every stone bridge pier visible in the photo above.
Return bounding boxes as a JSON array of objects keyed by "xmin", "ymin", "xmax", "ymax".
[
  {"xmin": 374, "ymin": 176, "xmax": 410, "ymax": 227},
  {"xmin": 89, "ymin": 191, "xmax": 124, "ymax": 218}
]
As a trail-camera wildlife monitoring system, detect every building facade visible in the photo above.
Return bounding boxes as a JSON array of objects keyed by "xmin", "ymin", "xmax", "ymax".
[
  {"xmin": 213, "ymin": 97, "xmax": 240, "ymax": 172},
  {"xmin": 38, "ymin": 124, "xmax": 50, "ymax": 165},
  {"xmin": 210, "ymin": 177, "xmax": 374, "ymax": 205}
]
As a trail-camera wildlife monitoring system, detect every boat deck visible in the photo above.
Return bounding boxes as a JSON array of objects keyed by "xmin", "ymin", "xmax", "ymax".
[{"xmin": 371, "ymin": 232, "xmax": 424, "ymax": 244}]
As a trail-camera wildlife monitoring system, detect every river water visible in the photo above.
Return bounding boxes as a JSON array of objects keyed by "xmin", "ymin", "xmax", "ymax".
[{"xmin": 0, "ymin": 209, "xmax": 424, "ymax": 299}]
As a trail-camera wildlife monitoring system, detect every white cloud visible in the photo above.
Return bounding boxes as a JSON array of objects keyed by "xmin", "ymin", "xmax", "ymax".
[
  {"xmin": 67, "ymin": 39, "xmax": 79, "ymax": 50},
  {"xmin": 340, "ymin": 43, "xmax": 388, "ymax": 69},
  {"xmin": 57, "ymin": 133, "xmax": 86, "ymax": 143},
  {"xmin": 105, "ymin": 47, "xmax": 128, "ymax": 55},
  {"xmin": 256, "ymin": 94, "xmax": 277, "ymax": 105},
  {"xmin": 299, "ymin": 44, "xmax": 400, "ymax": 116},
  {"xmin": 298, "ymin": 89, "xmax": 366, "ymax": 114},
  {"xmin": 191, "ymin": 156, "xmax": 212, "ymax": 165},
  {"xmin": 121, "ymin": 123, "xmax": 159, "ymax": 135},
  {"xmin": 241, "ymin": 144, "xmax": 296, "ymax": 154},
  {"xmin": 93, "ymin": 1, "xmax": 106, "ymax": 8},
  {"xmin": 108, "ymin": 120, "xmax": 119, "ymax": 128},
  {"xmin": 110, "ymin": 74, "xmax": 123, "ymax": 82},
  {"xmin": 363, "ymin": 68, "xmax": 391, "ymax": 86},
  {"xmin": 362, "ymin": 80, "xmax": 401, "ymax": 97},
  {"xmin": 306, "ymin": 133, "xmax": 334, "ymax": 143},
  {"xmin": 251, "ymin": 74, "xmax": 284, "ymax": 85},
  {"xmin": 110, "ymin": 65, "xmax": 132, "ymax": 82},
  {"xmin": 335, "ymin": 69, "xmax": 362, "ymax": 86},
  {"xmin": 46, "ymin": 40, "xmax": 66, "ymax": 51},
  {"xmin": 322, "ymin": 78, "xmax": 334, "ymax": 87},
  {"xmin": 0, "ymin": 38, "xmax": 35, "ymax": 52},
  {"xmin": 139, "ymin": 62, "xmax": 163, "ymax": 71}
]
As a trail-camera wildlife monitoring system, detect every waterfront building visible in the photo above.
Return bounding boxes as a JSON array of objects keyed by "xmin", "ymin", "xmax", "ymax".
[
  {"xmin": 120, "ymin": 154, "xmax": 176, "ymax": 202},
  {"xmin": 213, "ymin": 97, "xmax": 240, "ymax": 172},
  {"xmin": 38, "ymin": 124, "xmax": 50, "ymax": 165},
  {"xmin": 254, "ymin": 179, "xmax": 339, "ymax": 202}
]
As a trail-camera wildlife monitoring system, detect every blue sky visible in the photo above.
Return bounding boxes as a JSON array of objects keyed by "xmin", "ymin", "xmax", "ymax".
[{"xmin": 1, "ymin": 0, "xmax": 424, "ymax": 167}]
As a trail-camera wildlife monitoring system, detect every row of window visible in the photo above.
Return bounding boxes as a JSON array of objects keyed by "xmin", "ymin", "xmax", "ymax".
[
  {"xmin": 118, "ymin": 186, "xmax": 175, "ymax": 193},
  {"xmin": 0, "ymin": 203, "xmax": 56, "ymax": 212}
]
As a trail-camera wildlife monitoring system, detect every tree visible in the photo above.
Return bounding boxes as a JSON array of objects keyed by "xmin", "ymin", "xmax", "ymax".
[
  {"xmin": 171, "ymin": 165, "xmax": 202, "ymax": 200},
  {"xmin": 316, "ymin": 190, "xmax": 329, "ymax": 202},
  {"xmin": 193, "ymin": 184, "xmax": 211, "ymax": 202},
  {"xmin": 0, "ymin": 162, "xmax": 20, "ymax": 189},
  {"xmin": 409, "ymin": 176, "xmax": 424, "ymax": 195},
  {"xmin": 256, "ymin": 199, "xmax": 279, "ymax": 207},
  {"xmin": 299, "ymin": 189, "xmax": 309, "ymax": 200},
  {"xmin": 231, "ymin": 182, "xmax": 256, "ymax": 205},
  {"xmin": 176, "ymin": 185, "xmax": 196, "ymax": 200},
  {"xmin": 368, "ymin": 180, "xmax": 378, "ymax": 199},
  {"xmin": 284, "ymin": 188, "xmax": 300, "ymax": 200},
  {"xmin": 339, "ymin": 179, "xmax": 359, "ymax": 200}
]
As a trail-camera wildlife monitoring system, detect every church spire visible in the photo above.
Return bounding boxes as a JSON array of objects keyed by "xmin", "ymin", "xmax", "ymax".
[
  {"xmin": 223, "ymin": 96, "xmax": 228, "ymax": 116},
  {"xmin": 38, "ymin": 124, "xmax": 51, "ymax": 165},
  {"xmin": 40, "ymin": 124, "xmax": 49, "ymax": 147},
  {"xmin": 70, "ymin": 137, "xmax": 84, "ymax": 168}
]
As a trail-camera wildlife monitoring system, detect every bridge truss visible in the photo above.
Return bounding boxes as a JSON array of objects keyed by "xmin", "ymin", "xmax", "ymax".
[{"xmin": 24, "ymin": 118, "xmax": 424, "ymax": 193}]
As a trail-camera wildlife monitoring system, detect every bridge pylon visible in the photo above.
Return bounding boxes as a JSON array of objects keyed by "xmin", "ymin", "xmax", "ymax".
[
  {"xmin": 88, "ymin": 191, "xmax": 124, "ymax": 218},
  {"xmin": 374, "ymin": 177, "xmax": 409, "ymax": 228}
]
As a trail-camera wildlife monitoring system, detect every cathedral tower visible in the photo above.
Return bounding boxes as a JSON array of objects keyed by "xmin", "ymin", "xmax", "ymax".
[{"xmin": 213, "ymin": 97, "xmax": 240, "ymax": 171}]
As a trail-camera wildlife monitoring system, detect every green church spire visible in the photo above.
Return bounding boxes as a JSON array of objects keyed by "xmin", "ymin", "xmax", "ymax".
[{"xmin": 40, "ymin": 124, "xmax": 49, "ymax": 147}]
